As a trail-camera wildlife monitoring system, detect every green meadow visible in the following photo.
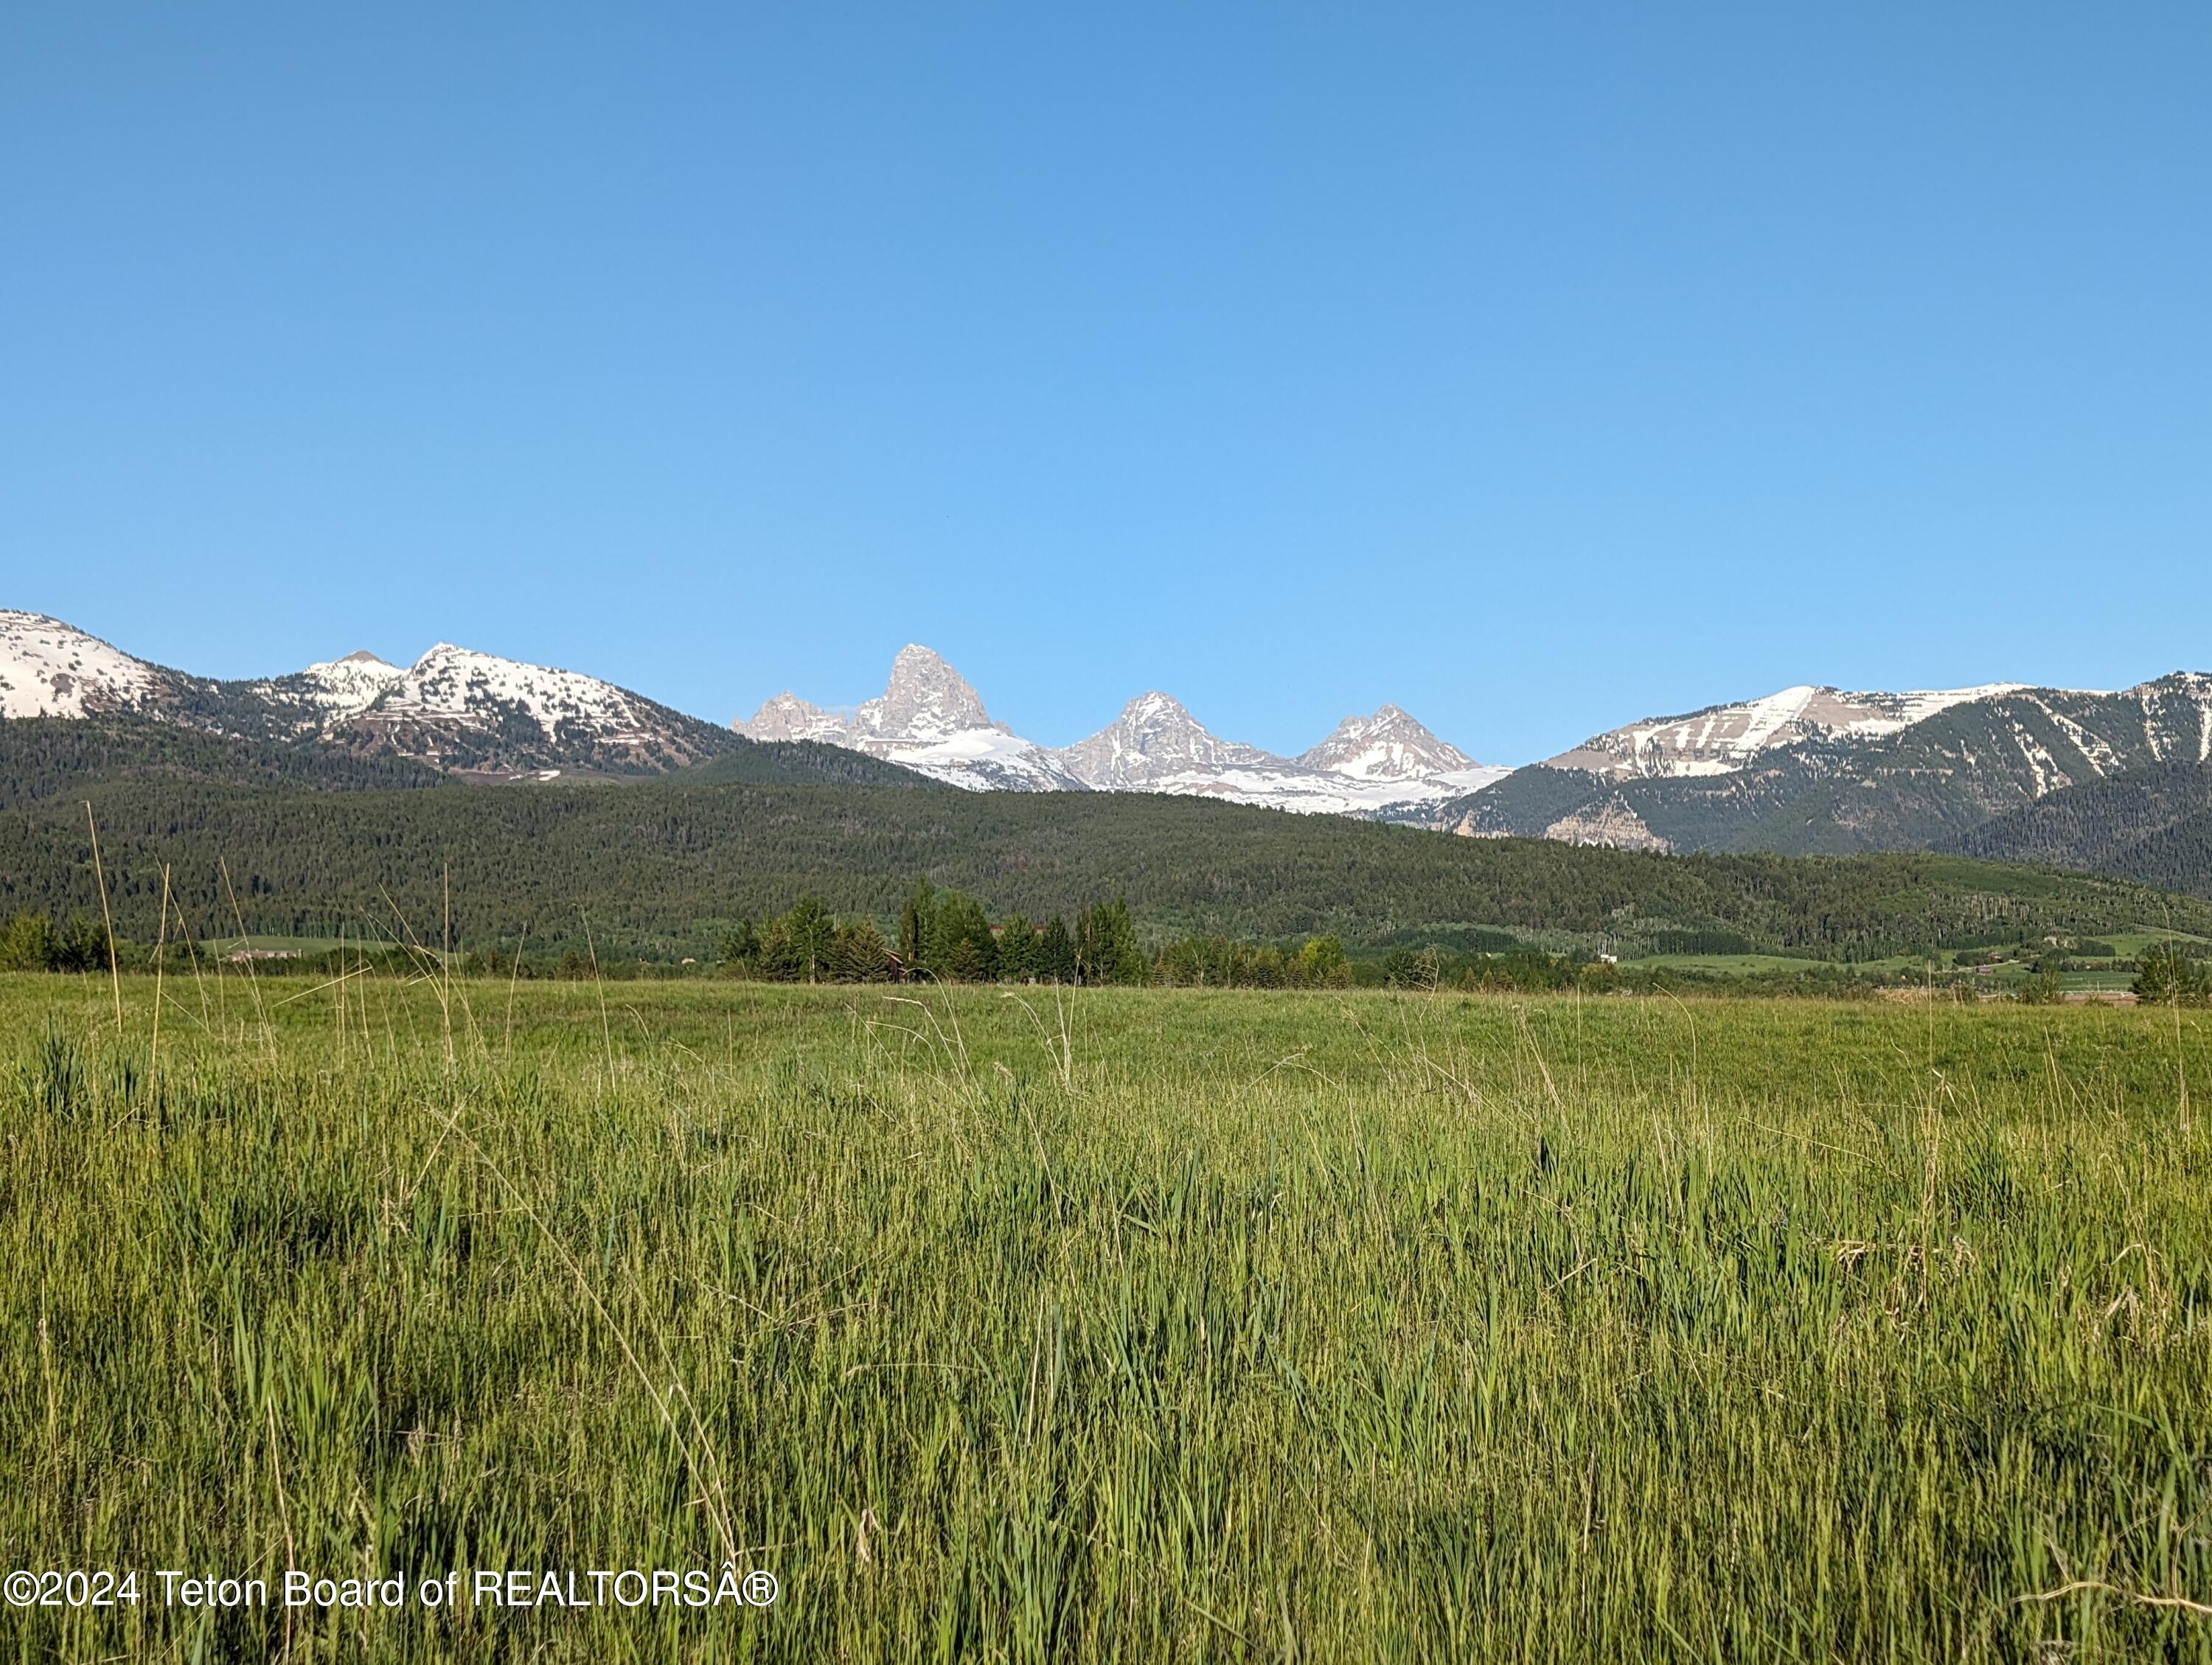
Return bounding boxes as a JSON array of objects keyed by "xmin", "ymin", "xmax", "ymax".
[{"xmin": 3, "ymin": 973, "xmax": 2208, "ymax": 1661}]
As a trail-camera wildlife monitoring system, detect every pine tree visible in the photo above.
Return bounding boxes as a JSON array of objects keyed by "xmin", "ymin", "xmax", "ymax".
[
  {"xmin": 0, "ymin": 912, "xmax": 61, "ymax": 972},
  {"xmin": 1083, "ymin": 897, "xmax": 1146, "ymax": 985},
  {"xmin": 927, "ymin": 891, "xmax": 997, "ymax": 981},
  {"xmin": 1074, "ymin": 903, "xmax": 1096, "ymax": 984},
  {"xmin": 828, "ymin": 920, "xmax": 894, "ymax": 982},
  {"xmin": 1037, "ymin": 915, "xmax": 1077, "ymax": 984},
  {"xmin": 2136, "ymin": 943, "xmax": 2208, "ymax": 1006},
  {"xmin": 899, "ymin": 877, "xmax": 935, "ymax": 977},
  {"xmin": 718, "ymin": 919, "xmax": 762, "ymax": 969},
  {"xmin": 995, "ymin": 912, "xmax": 1037, "ymax": 983},
  {"xmin": 784, "ymin": 894, "xmax": 835, "ymax": 983}
]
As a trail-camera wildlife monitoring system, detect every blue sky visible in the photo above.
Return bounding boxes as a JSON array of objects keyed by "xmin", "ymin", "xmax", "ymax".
[{"xmin": 4, "ymin": 3, "xmax": 2208, "ymax": 764}]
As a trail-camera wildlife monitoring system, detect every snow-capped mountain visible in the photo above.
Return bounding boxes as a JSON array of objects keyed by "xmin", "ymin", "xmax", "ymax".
[
  {"xmin": 320, "ymin": 642, "xmax": 739, "ymax": 776},
  {"xmin": 1298, "ymin": 705, "xmax": 1510, "ymax": 795},
  {"xmin": 285, "ymin": 650, "xmax": 408, "ymax": 717},
  {"xmin": 735, "ymin": 648, "xmax": 1503, "ymax": 810},
  {"xmin": 1, "ymin": 610, "xmax": 180, "ymax": 719},
  {"xmin": 3, "ymin": 610, "xmax": 743, "ymax": 779},
  {"xmin": 1544, "ymin": 683, "xmax": 2025, "ymax": 779},
  {"xmin": 852, "ymin": 645, "xmax": 995, "ymax": 744},
  {"xmin": 1051, "ymin": 692, "xmax": 1281, "ymax": 788},
  {"xmin": 1425, "ymin": 672, "xmax": 2212, "ymax": 855},
  {"xmin": 734, "ymin": 646, "xmax": 1082, "ymax": 791},
  {"xmin": 1046, "ymin": 692, "xmax": 1504, "ymax": 814},
  {"xmin": 229, "ymin": 650, "xmax": 410, "ymax": 737},
  {"xmin": 51, "ymin": 602, "xmax": 2210, "ymax": 858}
]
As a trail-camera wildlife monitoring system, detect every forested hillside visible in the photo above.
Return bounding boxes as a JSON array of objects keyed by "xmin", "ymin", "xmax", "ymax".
[
  {"xmin": 1952, "ymin": 759, "xmax": 2212, "ymax": 898},
  {"xmin": 667, "ymin": 744, "xmax": 934, "ymax": 790},
  {"xmin": 4, "ymin": 775, "xmax": 2205, "ymax": 962},
  {"xmin": 0, "ymin": 717, "xmax": 451, "ymax": 804},
  {"xmin": 0, "ymin": 715, "xmax": 926, "ymax": 808}
]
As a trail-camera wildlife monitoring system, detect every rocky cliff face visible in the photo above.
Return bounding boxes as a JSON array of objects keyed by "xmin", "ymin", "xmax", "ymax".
[
  {"xmin": 1298, "ymin": 704, "xmax": 1479, "ymax": 782},
  {"xmin": 1051, "ymin": 692, "xmax": 1282, "ymax": 789},
  {"xmin": 852, "ymin": 645, "xmax": 995, "ymax": 743},
  {"xmin": 736, "ymin": 690, "xmax": 849, "ymax": 744},
  {"xmin": 736, "ymin": 645, "xmax": 1079, "ymax": 791}
]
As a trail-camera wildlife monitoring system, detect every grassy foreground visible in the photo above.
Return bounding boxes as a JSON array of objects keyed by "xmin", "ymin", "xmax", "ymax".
[{"xmin": 3, "ymin": 973, "xmax": 2210, "ymax": 1661}]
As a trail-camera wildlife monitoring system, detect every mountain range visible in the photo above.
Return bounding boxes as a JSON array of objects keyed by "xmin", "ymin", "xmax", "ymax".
[
  {"xmin": 9, "ymin": 607, "xmax": 2212, "ymax": 891},
  {"xmin": 0, "ymin": 605, "xmax": 925, "ymax": 787},
  {"xmin": 1408, "ymin": 674, "xmax": 2212, "ymax": 865},
  {"xmin": 734, "ymin": 644, "xmax": 1507, "ymax": 812},
  {"xmin": 1, "ymin": 608, "xmax": 750, "ymax": 780}
]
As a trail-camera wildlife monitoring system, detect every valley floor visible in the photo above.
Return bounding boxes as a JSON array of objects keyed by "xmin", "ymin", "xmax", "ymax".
[{"xmin": 4, "ymin": 978, "xmax": 2209, "ymax": 1661}]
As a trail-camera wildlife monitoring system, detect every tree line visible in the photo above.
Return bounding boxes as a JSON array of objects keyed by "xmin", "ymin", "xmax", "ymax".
[
  {"xmin": 716, "ymin": 880, "xmax": 1149, "ymax": 985},
  {"xmin": 12, "ymin": 769, "xmax": 2212, "ymax": 968}
]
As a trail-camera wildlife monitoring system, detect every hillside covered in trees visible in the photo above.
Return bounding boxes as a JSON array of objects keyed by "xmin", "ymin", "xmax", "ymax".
[
  {"xmin": 1951, "ymin": 758, "xmax": 2212, "ymax": 899},
  {"xmin": 0, "ymin": 715, "xmax": 931, "ymax": 808},
  {"xmin": 4, "ymin": 773, "xmax": 2210, "ymax": 964}
]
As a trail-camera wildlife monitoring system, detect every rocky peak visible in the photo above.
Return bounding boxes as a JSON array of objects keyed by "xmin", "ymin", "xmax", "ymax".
[
  {"xmin": 1298, "ymin": 704, "xmax": 1475, "ymax": 780},
  {"xmin": 734, "ymin": 690, "xmax": 849, "ymax": 743},
  {"xmin": 854, "ymin": 644, "xmax": 995, "ymax": 742},
  {"xmin": 1052, "ymin": 692, "xmax": 1281, "ymax": 788}
]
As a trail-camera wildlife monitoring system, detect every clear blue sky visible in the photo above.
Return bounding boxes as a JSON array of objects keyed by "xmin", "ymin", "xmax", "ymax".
[{"xmin": 4, "ymin": 3, "xmax": 2208, "ymax": 764}]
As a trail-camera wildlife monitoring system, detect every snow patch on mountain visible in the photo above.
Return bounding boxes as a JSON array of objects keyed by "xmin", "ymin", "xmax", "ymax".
[
  {"xmin": 292, "ymin": 650, "xmax": 406, "ymax": 716},
  {"xmin": 2129, "ymin": 672, "xmax": 2212, "ymax": 765},
  {"xmin": 1548, "ymin": 683, "xmax": 2028, "ymax": 779},
  {"xmin": 238, "ymin": 650, "xmax": 408, "ymax": 728},
  {"xmin": 369, "ymin": 644, "xmax": 658, "ymax": 743},
  {"xmin": 0, "ymin": 610, "xmax": 166, "ymax": 718}
]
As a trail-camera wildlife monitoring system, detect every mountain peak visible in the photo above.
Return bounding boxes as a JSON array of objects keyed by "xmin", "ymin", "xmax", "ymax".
[
  {"xmin": 1299, "ymin": 706, "xmax": 1475, "ymax": 779},
  {"xmin": 289, "ymin": 650, "xmax": 408, "ymax": 717},
  {"xmin": 0, "ymin": 609, "xmax": 166, "ymax": 719},
  {"xmin": 734, "ymin": 690, "xmax": 849, "ymax": 743},
  {"xmin": 1052, "ymin": 693, "xmax": 1281, "ymax": 788},
  {"xmin": 856, "ymin": 644, "xmax": 993, "ymax": 741}
]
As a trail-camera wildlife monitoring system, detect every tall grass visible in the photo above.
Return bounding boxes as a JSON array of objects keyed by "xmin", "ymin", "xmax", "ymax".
[{"xmin": 3, "ymin": 975, "xmax": 2208, "ymax": 1661}]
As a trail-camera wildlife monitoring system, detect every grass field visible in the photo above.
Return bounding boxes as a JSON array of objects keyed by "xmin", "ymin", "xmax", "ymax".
[
  {"xmin": 2100, "ymin": 928, "xmax": 2212, "ymax": 959},
  {"xmin": 4, "ymin": 972, "xmax": 2209, "ymax": 1661}
]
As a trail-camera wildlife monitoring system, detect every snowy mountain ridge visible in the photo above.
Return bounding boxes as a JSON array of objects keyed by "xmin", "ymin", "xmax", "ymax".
[
  {"xmin": 1545, "ymin": 682, "xmax": 2028, "ymax": 779},
  {"xmin": 734, "ymin": 647, "xmax": 1081, "ymax": 790},
  {"xmin": 0, "ymin": 608, "xmax": 174, "ymax": 719},
  {"xmin": 734, "ymin": 647, "xmax": 1500, "ymax": 810},
  {"xmin": 1, "ymin": 611, "xmax": 734, "ymax": 777},
  {"xmin": 22, "ymin": 605, "xmax": 2208, "ymax": 849}
]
